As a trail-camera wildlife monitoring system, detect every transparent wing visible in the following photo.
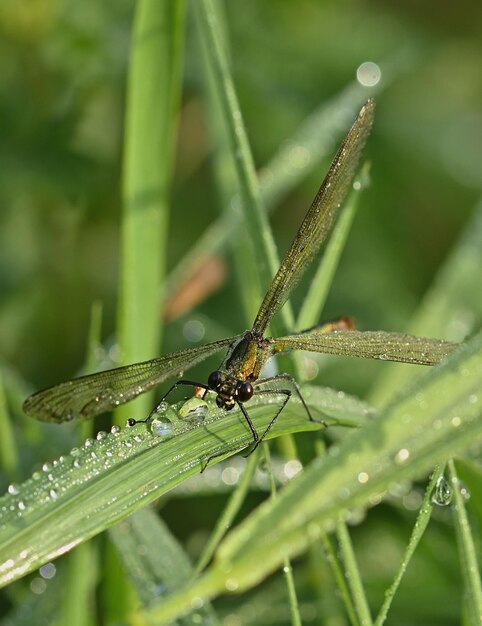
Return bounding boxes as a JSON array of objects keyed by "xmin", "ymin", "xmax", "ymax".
[
  {"xmin": 252, "ymin": 99, "xmax": 375, "ymax": 335},
  {"xmin": 271, "ymin": 330, "xmax": 458, "ymax": 366},
  {"xmin": 23, "ymin": 336, "xmax": 239, "ymax": 423}
]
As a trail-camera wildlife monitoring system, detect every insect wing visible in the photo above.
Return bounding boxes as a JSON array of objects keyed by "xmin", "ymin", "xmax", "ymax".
[
  {"xmin": 23, "ymin": 336, "xmax": 240, "ymax": 423},
  {"xmin": 271, "ymin": 329, "xmax": 458, "ymax": 366},
  {"xmin": 252, "ymin": 99, "xmax": 375, "ymax": 336}
]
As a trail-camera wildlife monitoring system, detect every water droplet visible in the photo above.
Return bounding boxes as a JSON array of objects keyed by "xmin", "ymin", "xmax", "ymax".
[
  {"xmin": 178, "ymin": 397, "xmax": 208, "ymax": 422},
  {"xmin": 357, "ymin": 471, "xmax": 369, "ymax": 484},
  {"xmin": 221, "ymin": 466, "xmax": 239, "ymax": 485},
  {"xmin": 459, "ymin": 481, "xmax": 471, "ymax": 501},
  {"xmin": 395, "ymin": 448, "xmax": 410, "ymax": 464},
  {"xmin": 190, "ymin": 596, "xmax": 205, "ymax": 609},
  {"xmin": 18, "ymin": 500, "xmax": 27, "ymax": 511},
  {"xmin": 7, "ymin": 483, "xmax": 19, "ymax": 495},
  {"xmin": 432, "ymin": 476, "xmax": 452, "ymax": 506},
  {"xmin": 96, "ymin": 431, "xmax": 107, "ymax": 441},
  {"xmin": 283, "ymin": 459, "xmax": 302, "ymax": 479},
  {"xmin": 111, "ymin": 425, "xmax": 121, "ymax": 435},
  {"xmin": 49, "ymin": 489, "xmax": 59, "ymax": 500},
  {"xmin": 183, "ymin": 319, "xmax": 206, "ymax": 343},
  {"xmin": 39, "ymin": 562, "xmax": 56, "ymax": 579},
  {"xmin": 84, "ymin": 438, "xmax": 94, "ymax": 448},
  {"xmin": 225, "ymin": 578, "xmax": 239, "ymax": 591},
  {"xmin": 356, "ymin": 61, "xmax": 382, "ymax": 87},
  {"xmin": 150, "ymin": 417, "xmax": 173, "ymax": 438}
]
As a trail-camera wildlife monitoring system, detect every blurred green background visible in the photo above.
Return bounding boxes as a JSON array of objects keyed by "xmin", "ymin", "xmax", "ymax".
[
  {"xmin": 1, "ymin": 0, "xmax": 481, "ymax": 623},
  {"xmin": 1, "ymin": 0, "xmax": 480, "ymax": 394}
]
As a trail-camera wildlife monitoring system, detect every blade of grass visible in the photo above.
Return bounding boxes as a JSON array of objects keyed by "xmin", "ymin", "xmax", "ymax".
[
  {"xmin": 196, "ymin": 0, "xmax": 263, "ymax": 328},
  {"xmin": 109, "ymin": 509, "xmax": 221, "ymax": 625},
  {"xmin": 111, "ymin": 0, "xmax": 187, "ymax": 619},
  {"xmin": 144, "ymin": 331, "xmax": 482, "ymax": 624},
  {"xmin": 60, "ymin": 302, "xmax": 104, "ymax": 626},
  {"xmin": 336, "ymin": 522, "xmax": 373, "ymax": 626},
  {"xmin": 373, "ymin": 464, "xmax": 447, "ymax": 626},
  {"xmin": 320, "ymin": 533, "xmax": 359, "ymax": 626},
  {"xmin": 0, "ymin": 371, "xmax": 20, "ymax": 483},
  {"xmin": 455, "ymin": 459, "xmax": 482, "ymax": 533},
  {"xmin": 263, "ymin": 444, "xmax": 302, "ymax": 626},
  {"xmin": 313, "ymin": 438, "xmax": 361, "ymax": 626},
  {"xmin": 118, "ymin": 0, "xmax": 186, "ymax": 421},
  {"xmin": 194, "ymin": 0, "xmax": 293, "ymax": 339},
  {"xmin": 447, "ymin": 459, "xmax": 482, "ymax": 625},
  {"xmin": 0, "ymin": 394, "xmax": 326, "ymax": 587},
  {"xmin": 194, "ymin": 447, "xmax": 261, "ymax": 576}
]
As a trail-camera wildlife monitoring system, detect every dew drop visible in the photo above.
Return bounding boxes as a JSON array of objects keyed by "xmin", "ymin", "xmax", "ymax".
[
  {"xmin": 178, "ymin": 397, "xmax": 208, "ymax": 422},
  {"xmin": 432, "ymin": 476, "xmax": 452, "ymax": 506},
  {"xmin": 395, "ymin": 448, "xmax": 410, "ymax": 464},
  {"xmin": 7, "ymin": 483, "xmax": 19, "ymax": 496},
  {"xmin": 150, "ymin": 415, "xmax": 173, "ymax": 437},
  {"xmin": 96, "ymin": 431, "xmax": 107, "ymax": 441},
  {"xmin": 111, "ymin": 425, "xmax": 121, "ymax": 435},
  {"xmin": 356, "ymin": 61, "xmax": 382, "ymax": 87}
]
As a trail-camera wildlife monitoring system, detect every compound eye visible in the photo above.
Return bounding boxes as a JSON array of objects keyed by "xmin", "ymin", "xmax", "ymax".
[
  {"xmin": 208, "ymin": 370, "xmax": 223, "ymax": 390},
  {"xmin": 237, "ymin": 381, "xmax": 253, "ymax": 402}
]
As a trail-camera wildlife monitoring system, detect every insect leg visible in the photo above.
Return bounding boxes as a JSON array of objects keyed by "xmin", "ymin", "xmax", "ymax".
[
  {"xmin": 128, "ymin": 380, "xmax": 210, "ymax": 425},
  {"xmin": 253, "ymin": 373, "xmax": 325, "ymax": 425},
  {"xmin": 200, "ymin": 400, "xmax": 262, "ymax": 471},
  {"xmin": 250, "ymin": 387, "xmax": 291, "ymax": 450}
]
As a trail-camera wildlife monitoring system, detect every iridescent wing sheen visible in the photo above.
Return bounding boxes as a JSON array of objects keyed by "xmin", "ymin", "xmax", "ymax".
[
  {"xmin": 271, "ymin": 330, "xmax": 458, "ymax": 366},
  {"xmin": 23, "ymin": 336, "xmax": 240, "ymax": 423},
  {"xmin": 251, "ymin": 99, "xmax": 375, "ymax": 336}
]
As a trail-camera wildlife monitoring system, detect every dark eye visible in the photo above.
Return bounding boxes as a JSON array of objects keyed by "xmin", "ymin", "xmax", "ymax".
[
  {"xmin": 237, "ymin": 381, "xmax": 253, "ymax": 402},
  {"xmin": 208, "ymin": 371, "xmax": 222, "ymax": 390}
]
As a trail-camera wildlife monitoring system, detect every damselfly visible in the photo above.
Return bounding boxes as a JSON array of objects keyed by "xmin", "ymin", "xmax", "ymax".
[{"xmin": 23, "ymin": 99, "xmax": 458, "ymax": 453}]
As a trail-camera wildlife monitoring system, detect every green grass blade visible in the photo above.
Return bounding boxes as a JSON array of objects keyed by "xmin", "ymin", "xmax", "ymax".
[
  {"xmin": 263, "ymin": 444, "xmax": 302, "ymax": 626},
  {"xmin": 336, "ymin": 522, "xmax": 373, "ymax": 626},
  {"xmin": 320, "ymin": 533, "xmax": 359, "ymax": 626},
  {"xmin": 145, "ymin": 331, "xmax": 482, "ymax": 624},
  {"xmin": 194, "ymin": 448, "xmax": 261, "ymax": 576},
  {"xmin": 373, "ymin": 465, "xmax": 447, "ymax": 626},
  {"xmin": 58, "ymin": 541, "xmax": 98, "ymax": 626},
  {"xmin": 109, "ymin": 509, "xmax": 221, "ymax": 625},
  {"xmin": 0, "ymin": 371, "xmax": 20, "ymax": 483},
  {"xmin": 118, "ymin": 0, "xmax": 186, "ymax": 420},
  {"xmin": 194, "ymin": 0, "xmax": 293, "ymax": 337},
  {"xmin": 60, "ymin": 302, "xmax": 104, "ymax": 626},
  {"xmin": 0, "ymin": 393, "xmax": 332, "ymax": 588},
  {"xmin": 447, "ymin": 459, "xmax": 482, "ymax": 625},
  {"xmin": 196, "ymin": 1, "xmax": 263, "ymax": 325},
  {"xmin": 455, "ymin": 459, "xmax": 482, "ymax": 532}
]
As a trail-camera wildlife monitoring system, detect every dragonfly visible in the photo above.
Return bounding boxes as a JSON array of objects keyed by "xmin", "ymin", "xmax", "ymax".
[{"xmin": 23, "ymin": 99, "xmax": 458, "ymax": 454}]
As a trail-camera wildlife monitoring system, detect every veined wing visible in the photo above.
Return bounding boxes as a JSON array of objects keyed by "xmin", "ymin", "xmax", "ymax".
[
  {"xmin": 271, "ymin": 330, "xmax": 458, "ymax": 366},
  {"xmin": 252, "ymin": 99, "xmax": 375, "ymax": 336},
  {"xmin": 23, "ymin": 336, "xmax": 239, "ymax": 423}
]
